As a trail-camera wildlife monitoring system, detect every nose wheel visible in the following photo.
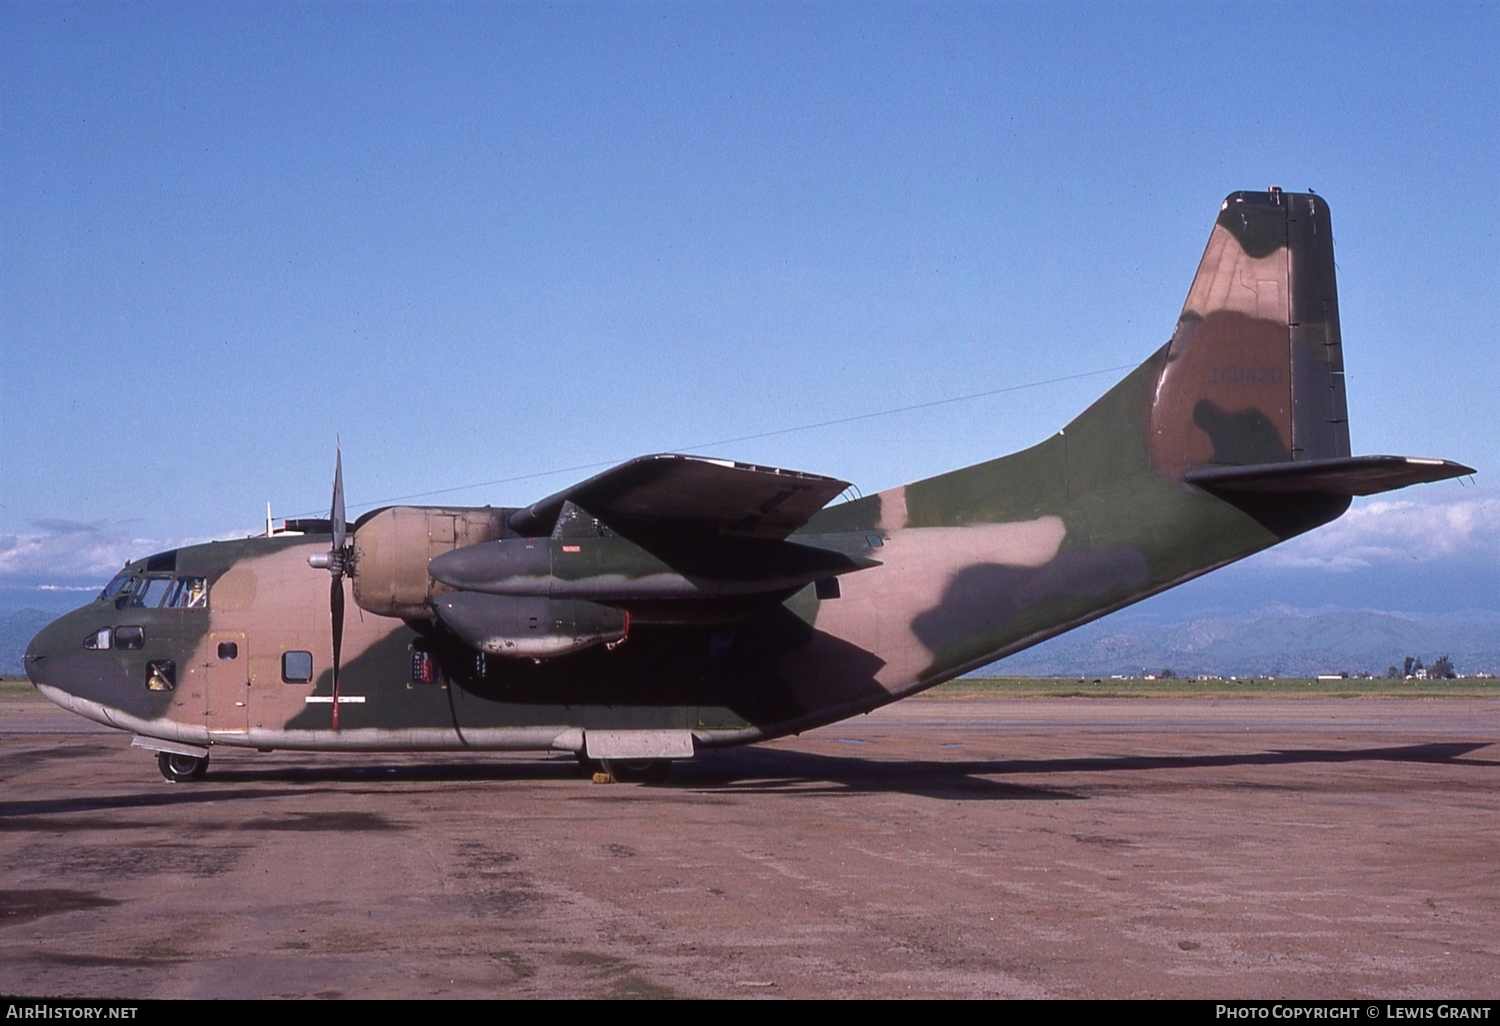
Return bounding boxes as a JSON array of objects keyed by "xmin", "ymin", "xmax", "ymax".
[{"xmin": 157, "ymin": 751, "xmax": 209, "ymax": 783}]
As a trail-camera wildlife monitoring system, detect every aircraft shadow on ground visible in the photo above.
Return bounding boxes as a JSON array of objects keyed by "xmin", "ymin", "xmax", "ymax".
[
  {"xmin": 669, "ymin": 740, "xmax": 1497, "ymax": 800},
  {"xmin": 0, "ymin": 787, "xmax": 401, "ymax": 825},
  {"xmin": 1, "ymin": 741, "xmax": 1491, "ymax": 817}
]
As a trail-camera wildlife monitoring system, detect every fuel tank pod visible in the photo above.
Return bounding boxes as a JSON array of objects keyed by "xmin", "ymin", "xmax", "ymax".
[
  {"xmin": 430, "ymin": 592, "xmax": 628, "ymax": 659},
  {"xmin": 428, "ymin": 535, "xmax": 877, "ymax": 600}
]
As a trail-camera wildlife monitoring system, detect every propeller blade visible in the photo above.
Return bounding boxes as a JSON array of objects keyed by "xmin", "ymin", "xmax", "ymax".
[
  {"xmin": 331, "ymin": 441, "xmax": 346, "ymax": 554},
  {"xmin": 330, "ymin": 573, "xmax": 344, "ymax": 732}
]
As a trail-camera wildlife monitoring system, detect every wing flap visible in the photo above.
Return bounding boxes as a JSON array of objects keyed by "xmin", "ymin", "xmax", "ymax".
[{"xmin": 1184, "ymin": 455, "xmax": 1473, "ymax": 496}]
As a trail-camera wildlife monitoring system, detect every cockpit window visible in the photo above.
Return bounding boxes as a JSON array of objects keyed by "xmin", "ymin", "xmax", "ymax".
[
  {"xmin": 110, "ymin": 576, "xmax": 140, "ymax": 610},
  {"xmin": 131, "ymin": 576, "xmax": 174, "ymax": 608},
  {"xmin": 100, "ymin": 572, "xmax": 133, "ymax": 600},
  {"xmin": 164, "ymin": 576, "xmax": 207, "ymax": 609},
  {"xmin": 83, "ymin": 627, "xmax": 112, "ymax": 650}
]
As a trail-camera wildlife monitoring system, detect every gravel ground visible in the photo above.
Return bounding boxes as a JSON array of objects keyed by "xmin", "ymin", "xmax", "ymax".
[{"xmin": 2, "ymin": 694, "xmax": 1497, "ymax": 999}]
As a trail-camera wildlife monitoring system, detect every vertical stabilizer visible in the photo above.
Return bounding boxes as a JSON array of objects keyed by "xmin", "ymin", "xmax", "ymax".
[{"xmin": 1149, "ymin": 190, "xmax": 1349, "ymax": 479}]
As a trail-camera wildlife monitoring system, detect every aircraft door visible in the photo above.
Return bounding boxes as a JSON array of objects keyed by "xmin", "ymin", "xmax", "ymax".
[{"xmin": 205, "ymin": 631, "xmax": 250, "ymax": 735}]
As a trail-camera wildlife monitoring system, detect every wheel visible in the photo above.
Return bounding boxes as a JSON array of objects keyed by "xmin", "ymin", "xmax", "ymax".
[
  {"xmin": 576, "ymin": 753, "xmax": 604, "ymax": 776},
  {"xmin": 157, "ymin": 751, "xmax": 208, "ymax": 782},
  {"xmin": 610, "ymin": 759, "xmax": 671, "ymax": 784}
]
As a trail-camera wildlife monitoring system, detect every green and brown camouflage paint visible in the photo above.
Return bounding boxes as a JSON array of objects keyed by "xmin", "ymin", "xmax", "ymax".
[{"xmin": 22, "ymin": 192, "xmax": 1438, "ymax": 762}]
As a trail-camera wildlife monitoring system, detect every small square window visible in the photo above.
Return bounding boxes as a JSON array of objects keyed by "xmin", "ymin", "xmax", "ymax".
[
  {"xmin": 282, "ymin": 650, "xmax": 314, "ymax": 684},
  {"xmin": 146, "ymin": 660, "xmax": 175, "ymax": 691},
  {"xmin": 815, "ymin": 577, "xmax": 841, "ymax": 600},
  {"xmin": 115, "ymin": 626, "xmax": 144, "ymax": 650},
  {"xmin": 865, "ymin": 534, "xmax": 884, "ymax": 548},
  {"xmin": 217, "ymin": 641, "xmax": 239, "ymax": 660}
]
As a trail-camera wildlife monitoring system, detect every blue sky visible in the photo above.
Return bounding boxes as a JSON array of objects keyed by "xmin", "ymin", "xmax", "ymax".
[{"xmin": 2, "ymin": 2, "xmax": 1497, "ymax": 612}]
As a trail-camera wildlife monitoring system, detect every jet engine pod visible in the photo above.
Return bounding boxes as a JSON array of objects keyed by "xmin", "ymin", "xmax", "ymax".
[
  {"xmin": 351, "ymin": 507, "xmax": 509, "ymax": 619},
  {"xmin": 431, "ymin": 592, "xmax": 628, "ymax": 660}
]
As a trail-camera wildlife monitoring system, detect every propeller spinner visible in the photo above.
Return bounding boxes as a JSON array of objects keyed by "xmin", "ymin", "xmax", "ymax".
[{"xmin": 306, "ymin": 444, "xmax": 350, "ymax": 730}]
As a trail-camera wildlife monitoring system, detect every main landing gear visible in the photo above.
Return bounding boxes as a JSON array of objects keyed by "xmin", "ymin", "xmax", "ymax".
[
  {"xmin": 576, "ymin": 753, "xmax": 671, "ymax": 784},
  {"xmin": 157, "ymin": 751, "xmax": 209, "ymax": 783}
]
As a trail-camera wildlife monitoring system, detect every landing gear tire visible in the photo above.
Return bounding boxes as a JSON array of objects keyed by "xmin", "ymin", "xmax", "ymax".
[
  {"xmin": 610, "ymin": 759, "xmax": 671, "ymax": 784},
  {"xmin": 157, "ymin": 751, "xmax": 208, "ymax": 783},
  {"xmin": 576, "ymin": 753, "xmax": 603, "ymax": 776}
]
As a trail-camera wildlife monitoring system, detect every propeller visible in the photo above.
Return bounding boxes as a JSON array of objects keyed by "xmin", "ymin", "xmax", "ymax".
[{"xmin": 308, "ymin": 442, "xmax": 350, "ymax": 731}]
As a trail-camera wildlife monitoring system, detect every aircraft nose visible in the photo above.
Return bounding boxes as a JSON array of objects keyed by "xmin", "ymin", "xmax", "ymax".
[
  {"xmin": 24, "ymin": 629, "xmax": 50, "ymax": 687},
  {"xmin": 23, "ymin": 613, "xmax": 70, "ymax": 688}
]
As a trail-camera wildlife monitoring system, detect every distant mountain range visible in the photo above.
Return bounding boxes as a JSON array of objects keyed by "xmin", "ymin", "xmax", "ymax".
[
  {"xmin": 988, "ymin": 606, "xmax": 1500, "ymax": 678},
  {"xmin": 1, "ymin": 608, "xmax": 54, "ymax": 675},
  {"xmin": 5, "ymin": 603, "xmax": 1497, "ymax": 680}
]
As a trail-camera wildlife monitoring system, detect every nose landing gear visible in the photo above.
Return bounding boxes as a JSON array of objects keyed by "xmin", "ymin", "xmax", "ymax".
[{"xmin": 157, "ymin": 751, "xmax": 209, "ymax": 783}]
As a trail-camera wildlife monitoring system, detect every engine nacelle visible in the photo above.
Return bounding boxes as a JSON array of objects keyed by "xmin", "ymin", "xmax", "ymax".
[
  {"xmin": 351, "ymin": 507, "xmax": 509, "ymax": 619},
  {"xmin": 429, "ymin": 592, "xmax": 628, "ymax": 659}
]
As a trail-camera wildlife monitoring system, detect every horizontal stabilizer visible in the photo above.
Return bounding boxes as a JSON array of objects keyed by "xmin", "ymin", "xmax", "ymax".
[
  {"xmin": 508, "ymin": 454, "xmax": 850, "ymax": 540},
  {"xmin": 1184, "ymin": 455, "xmax": 1474, "ymax": 496}
]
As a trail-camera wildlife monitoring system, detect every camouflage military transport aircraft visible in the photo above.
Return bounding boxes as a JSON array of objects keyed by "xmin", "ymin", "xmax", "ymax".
[{"xmin": 24, "ymin": 190, "xmax": 1473, "ymax": 782}]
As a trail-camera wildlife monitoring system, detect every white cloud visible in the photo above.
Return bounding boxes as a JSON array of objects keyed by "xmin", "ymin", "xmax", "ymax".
[
  {"xmin": 1259, "ymin": 489, "xmax": 1500, "ymax": 571},
  {"xmin": 0, "ymin": 521, "xmax": 245, "ymax": 586},
  {"xmin": 7, "ymin": 488, "xmax": 1493, "ymax": 586}
]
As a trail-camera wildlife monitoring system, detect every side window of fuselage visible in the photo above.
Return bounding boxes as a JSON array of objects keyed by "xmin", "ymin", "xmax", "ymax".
[
  {"xmin": 83, "ymin": 627, "xmax": 112, "ymax": 650},
  {"xmin": 146, "ymin": 660, "xmax": 175, "ymax": 691},
  {"xmin": 282, "ymin": 651, "xmax": 314, "ymax": 684}
]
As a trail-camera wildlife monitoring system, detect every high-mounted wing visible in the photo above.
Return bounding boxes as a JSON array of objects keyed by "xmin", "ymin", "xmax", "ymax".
[
  {"xmin": 425, "ymin": 454, "xmax": 869, "ymax": 652},
  {"xmin": 506, "ymin": 454, "xmax": 851, "ymax": 540}
]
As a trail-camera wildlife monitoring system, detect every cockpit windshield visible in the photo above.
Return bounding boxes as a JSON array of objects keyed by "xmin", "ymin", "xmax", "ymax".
[
  {"xmin": 127, "ymin": 575, "xmax": 208, "ymax": 609},
  {"xmin": 164, "ymin": 576, "xmax": 207, "ymax": 609},
  {"xmin": 100, "ymin": 571, "xmax": 133, "ymax": 600},
  {"xmin": 131, "ymin": 576, "xmax": 174, "ymax": 608}
]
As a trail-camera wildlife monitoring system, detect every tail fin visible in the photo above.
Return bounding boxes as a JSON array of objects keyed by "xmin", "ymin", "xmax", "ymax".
[
  {"xmin": 1152, "ymin": 189, "xmax": 1470, "ymax": 500},
  {"xmin": 1150, "ymin": 189, "xmax": 1349, "ymax": 477},
  {"xmin": 823, "ymin": 189, "xmax": 1469, "ymax": 537}
]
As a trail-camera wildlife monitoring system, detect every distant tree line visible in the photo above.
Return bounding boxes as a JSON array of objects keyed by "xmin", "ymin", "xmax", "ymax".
[{"xmin": 1383, "ymin": 656, "xmax": 1456, "ymax": 679}]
